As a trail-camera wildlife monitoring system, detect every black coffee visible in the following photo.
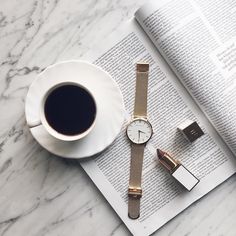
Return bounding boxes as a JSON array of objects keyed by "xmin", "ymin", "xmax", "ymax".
[{"xmin": 44, "ymin": 84, "xmax": 96, "ymax": 136}]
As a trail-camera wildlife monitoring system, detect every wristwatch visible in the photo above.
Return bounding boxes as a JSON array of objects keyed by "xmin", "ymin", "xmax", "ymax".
[{"xmin": 126, "ymin": 62, "xmax": 153, "ymax": 219}]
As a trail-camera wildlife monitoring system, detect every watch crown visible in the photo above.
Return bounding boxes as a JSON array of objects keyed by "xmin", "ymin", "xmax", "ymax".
[{"xmin": 136, "ymin": 63, "xmax": 149, "ymax": 72}]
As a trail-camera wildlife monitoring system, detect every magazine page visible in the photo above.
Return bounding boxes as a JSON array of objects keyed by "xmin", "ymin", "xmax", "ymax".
[
  {"xmin": 135, "ymin": 0, "xmax": 236, "ymax": 155},
  {"xmin": 80, "ymin": 19, "xmax": 236, "ymax": 236}
]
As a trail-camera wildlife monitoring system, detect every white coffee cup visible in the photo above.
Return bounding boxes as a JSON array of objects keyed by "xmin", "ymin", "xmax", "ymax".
[{"xmin": 28, "ymin": 81, "xmax": 97, "ymax": 141}]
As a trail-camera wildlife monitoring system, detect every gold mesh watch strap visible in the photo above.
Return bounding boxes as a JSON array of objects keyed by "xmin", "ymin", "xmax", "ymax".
[
  {"xmin": 128, "ymin": 63, "xmax": 150, "ymax": 219},
  {"xmin": 133, "ymin": 63, "xmax": 149, "ymax": 118},
  {"xmin": 128, "ymin": 143, "xmax": 145, "ymax": 219}
]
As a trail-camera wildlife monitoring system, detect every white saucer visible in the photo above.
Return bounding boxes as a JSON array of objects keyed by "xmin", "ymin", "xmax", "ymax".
[{"xmin": 25, "ymin": 60, "xmax": 125, "ymax": 159}]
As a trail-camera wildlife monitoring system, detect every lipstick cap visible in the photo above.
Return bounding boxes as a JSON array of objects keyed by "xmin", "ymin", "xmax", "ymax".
[
  {"xmin": 178, "ymin": 120, "xmax": 204, "ymax": 142},
  {"xmin": 172, "ymin": 165, "xmax": 199, "ymax": 191}
]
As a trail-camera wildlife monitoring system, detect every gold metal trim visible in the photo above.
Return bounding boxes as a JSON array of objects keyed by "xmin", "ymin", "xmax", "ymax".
[
  {"xmin": 136, "ymin": 63, "xmax": 149, "ymax": 72},
  {"xmin": 128, "ymin": 186, "xmax": 142, "ymax": 199}
]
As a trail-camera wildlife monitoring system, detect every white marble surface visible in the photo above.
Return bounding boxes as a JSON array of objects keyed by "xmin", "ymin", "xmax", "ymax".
[{"xmin": 1, "ymin": 0, "xmax": 236, "ymax": 235}]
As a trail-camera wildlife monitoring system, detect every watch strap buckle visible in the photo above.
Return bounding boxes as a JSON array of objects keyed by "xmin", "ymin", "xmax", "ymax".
[
  {"xmin": 128, "ymin": 186, "xmax": 142, "ymax": 219},
  {"xmin": 128, "ymin": 186, "xmax": 142, "ymax": 199}
]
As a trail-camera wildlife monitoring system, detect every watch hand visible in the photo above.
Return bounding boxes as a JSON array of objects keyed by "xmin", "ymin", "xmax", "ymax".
[{"xmin": 138, "ymin": 130, "xmax": 145, "ymax": 142}]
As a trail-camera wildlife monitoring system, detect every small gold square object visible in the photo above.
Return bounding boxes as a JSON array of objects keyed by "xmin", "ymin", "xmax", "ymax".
[
  {"xmin": 178, "ymin": 120, "xmax": 204, "ymax": 142},
  {"xmin": 128, "ymin": 187, "xmax": 142, "ymax": 199}
]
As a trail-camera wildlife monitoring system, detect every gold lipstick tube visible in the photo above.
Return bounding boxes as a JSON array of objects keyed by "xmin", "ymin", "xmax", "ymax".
[{"xmin": 157, "ymin": 149, "xmax": 199, "ymax": 191}]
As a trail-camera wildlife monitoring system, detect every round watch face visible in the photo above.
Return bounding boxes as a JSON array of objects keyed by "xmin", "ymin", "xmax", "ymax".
[{"xmin": 126, "ymin": 119, "xmax": 153, "ymax": 144}]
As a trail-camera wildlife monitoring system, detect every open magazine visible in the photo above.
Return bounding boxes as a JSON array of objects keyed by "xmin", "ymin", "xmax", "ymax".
[{"xmin": 80, "ymin": 0, "xmax": 236, "ymax": 235}]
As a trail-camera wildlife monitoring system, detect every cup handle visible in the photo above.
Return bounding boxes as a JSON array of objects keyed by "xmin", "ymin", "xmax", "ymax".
[{"xmin": 28, "ymin": 120, "xmax": 42, "ymax": 128}]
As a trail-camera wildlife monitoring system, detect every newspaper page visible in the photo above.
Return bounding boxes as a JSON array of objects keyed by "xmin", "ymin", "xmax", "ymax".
[
  {"xmin": 80, "ymin": 20, "xmax": 236, "ymax": 236},
  {"xmin": 135, "ymin": 0, "xmax": 236, "ymax": 155}
]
